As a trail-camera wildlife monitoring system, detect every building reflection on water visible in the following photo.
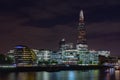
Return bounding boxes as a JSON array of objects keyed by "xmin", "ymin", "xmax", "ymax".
[
  {"xmin": 0, "ymin": 69, "xmax": 120, "ymax": 80},
  {"xmin": 115, "ymin": 70, "xmax": 120, "ymax": 80}
]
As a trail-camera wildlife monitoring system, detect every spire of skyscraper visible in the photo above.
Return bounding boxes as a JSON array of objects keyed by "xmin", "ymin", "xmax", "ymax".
[
  {"xmin": 79, "ymin": 10, "xmax": 84, "ymax": 25},
  {"xmin": 80, "ymin": 10, "xmax": 84, "ymax": 20}
]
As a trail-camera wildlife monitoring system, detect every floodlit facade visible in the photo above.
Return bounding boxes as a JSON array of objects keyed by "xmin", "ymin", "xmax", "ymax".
[
  {"xmin": 62, "ymin": 49, "xmax": 78, "ymax": 64},
  {"xmin": 14, "ymin": 45, "xmax": 36, "ymax": 66},
  {"xmin": 36, "ymin": 50, "xmax": 51, "ymax": 63},
  {"xmin": 7, "ymin": 50, "xmax": 15, "ymax": 63},
  {"xmin": 98, "ymin": 51, "xmax": 110, "ymax": 57},
  {"xmin": 8, "ymin": 50, "xmax": 15, "ymax": 59},
  {"xmin": 89, "ymin": 50, "xmax": 99, "ymax": 64}
]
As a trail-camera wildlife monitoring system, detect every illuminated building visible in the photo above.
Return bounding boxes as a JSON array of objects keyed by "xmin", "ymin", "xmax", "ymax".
[
  {"xmin": 36, "ymin": 50, "xmax": 51, "ymax": 64},
  {"xmin": 89, "ymin": 50, "xmax": 99, "ymax": 64},
  {"xmin": 7, "ymin": 50, "xmax": 15, "ymax": 63},
  {"xmin": 76, "ymin": 10, "xmax": 88, "ymax": 50},
  {"xmin": 62, "ymin": 49, "xmax": 79, "ymax": 64},
  {"xmin": 59, "ymin": 38, "xmax": 66, "ymax": 50},
  {"xmin": 14, "ymin": 45, "xmax": 36, "ymax": 66},
  {"xmin": 50, "ymin": 51, "xmax": 62, "ymax": 64},
  {"xmin": 98, "ymin": 51, "xmax": 110, "ymax": 57},
  {"xmin": 59, "ymin": 38, "xmax": 74, "ymax": 50}
]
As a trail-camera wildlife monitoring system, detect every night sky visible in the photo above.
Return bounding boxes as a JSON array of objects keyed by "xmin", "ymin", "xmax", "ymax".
[{"xmin": 0, "ymin": 0, "xmax": 120, "ymax": 56}]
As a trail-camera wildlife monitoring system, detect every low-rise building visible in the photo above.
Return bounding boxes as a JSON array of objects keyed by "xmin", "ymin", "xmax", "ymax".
[
  {"xmin": 62, "ymin": 49, "xmax": 78, "ymax": 64},
  {"xmin": 98, "ymin": 51, "xmax": 110, "ymax": 57},
  {"xmin": 36, "ymin": 49, "xmax": 51, "ymax": 65}
]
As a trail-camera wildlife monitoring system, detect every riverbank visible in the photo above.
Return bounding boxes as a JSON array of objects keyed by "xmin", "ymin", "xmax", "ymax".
[{"xmin": 0, "ymin": 65, "xmax": 112, "ymax": 72}]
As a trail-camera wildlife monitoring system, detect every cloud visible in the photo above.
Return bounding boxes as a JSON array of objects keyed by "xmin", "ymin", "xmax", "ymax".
[
  {"xmin": 1, "ymin": 0, "xmax": 120, "ymax": 28},
  {"xmin": 87, "ymin": 22, "xmax": 120, "ymax": 36},
  {"xmin": 17, "ymin": 2, "xmax": 120, "ymax": 28},
  {"xmin": 0, "ymin": 0, "xmax": 120, "ymax": 56},
  {"xmin": 86, "ymin": 22, "xmax": 120, "ymax": 56}
]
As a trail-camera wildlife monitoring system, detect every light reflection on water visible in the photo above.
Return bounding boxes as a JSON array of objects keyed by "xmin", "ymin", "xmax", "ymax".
[
  {"xmin": 0, "ymin": 68, "xmax": 120, "ymax": 80},
  {"xmin": 115, "ymin": 70, "xmax": 120, "ymax": 80}
]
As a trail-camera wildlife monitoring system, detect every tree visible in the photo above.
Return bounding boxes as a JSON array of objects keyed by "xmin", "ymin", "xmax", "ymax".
[
  {"xmin": 0, "ymin": 54, "xmax": 6, "ymax": 64},
  {"xmin": 77, "ymin": 60, "xmax": 82, "ymax": 64},
  {"xmin": 0, "ymin": 54, "xmax": 14, "ymax": 64},
  {"xmin": 50, "ymin": 60, "xmax": 58, "ymax": 64},
  {"xmin": 6, "ymin": 56, "xmax": 14, "ymax": 64}
]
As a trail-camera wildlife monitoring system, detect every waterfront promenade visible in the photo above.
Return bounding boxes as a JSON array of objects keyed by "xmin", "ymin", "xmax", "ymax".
[{"xmin": 0, "ymin": 65, "xmax": 112, "ymax": 72}]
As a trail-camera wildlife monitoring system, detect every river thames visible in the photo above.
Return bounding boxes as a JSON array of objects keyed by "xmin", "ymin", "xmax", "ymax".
[{"xmin": 0, "ymin": 68, "xmax": 119, "ymax": 80}]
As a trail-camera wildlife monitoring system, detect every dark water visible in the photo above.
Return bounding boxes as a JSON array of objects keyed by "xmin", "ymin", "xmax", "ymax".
[{"xmin": 0, "ymin": 68, "xmax": 120, "ymax": 80}]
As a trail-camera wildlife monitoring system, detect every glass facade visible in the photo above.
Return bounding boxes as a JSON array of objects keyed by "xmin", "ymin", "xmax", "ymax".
[{"xmin": 14, "ymin": 45, "xmax": 36, "ymax": 66}]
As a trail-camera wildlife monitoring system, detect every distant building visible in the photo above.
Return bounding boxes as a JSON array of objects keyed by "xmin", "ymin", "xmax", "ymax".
[
  {"xmin": 14, "ymin": 45, "xmax": 36, "ymax": 66},
  {"xmin": 62, "ymin": 49, "xmax": 78, "ymax": 64},
  {"xmin": 76, "ymin": 10, "xmax": 88, "ymax": 51},
  {"xmin": 59, "ymin": 38, "xmax": 66, "ymax": 50},
  {"xmin": 98, "ymin": 51, "xmax": 110, "ymax": 57},
  {"xmin": 89, "ymin": 50, "xmax": 99, "ymax": 64},
  {"xmin": 59, "ymin": 38, "xmax": 74, "ymax": 50},
  {"xmin": 7, "ymin": 50, "xmax": 15, "ymax": 63},
  {"xmin": 50, "ymin": 51, "xmax": 62, "ymax": 64},
  {"xmin": 8, "ymin": 50, "xmax": 14, "ymax": 56},
  {"xmin": 36, "ymin": 50, "xmax": 51, "ymax": 64}
]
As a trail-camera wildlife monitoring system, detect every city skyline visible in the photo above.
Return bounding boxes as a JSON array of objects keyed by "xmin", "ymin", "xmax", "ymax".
[{"xmin": 0, "ymin": 0, "xmax": 120, "ymax": 56}]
